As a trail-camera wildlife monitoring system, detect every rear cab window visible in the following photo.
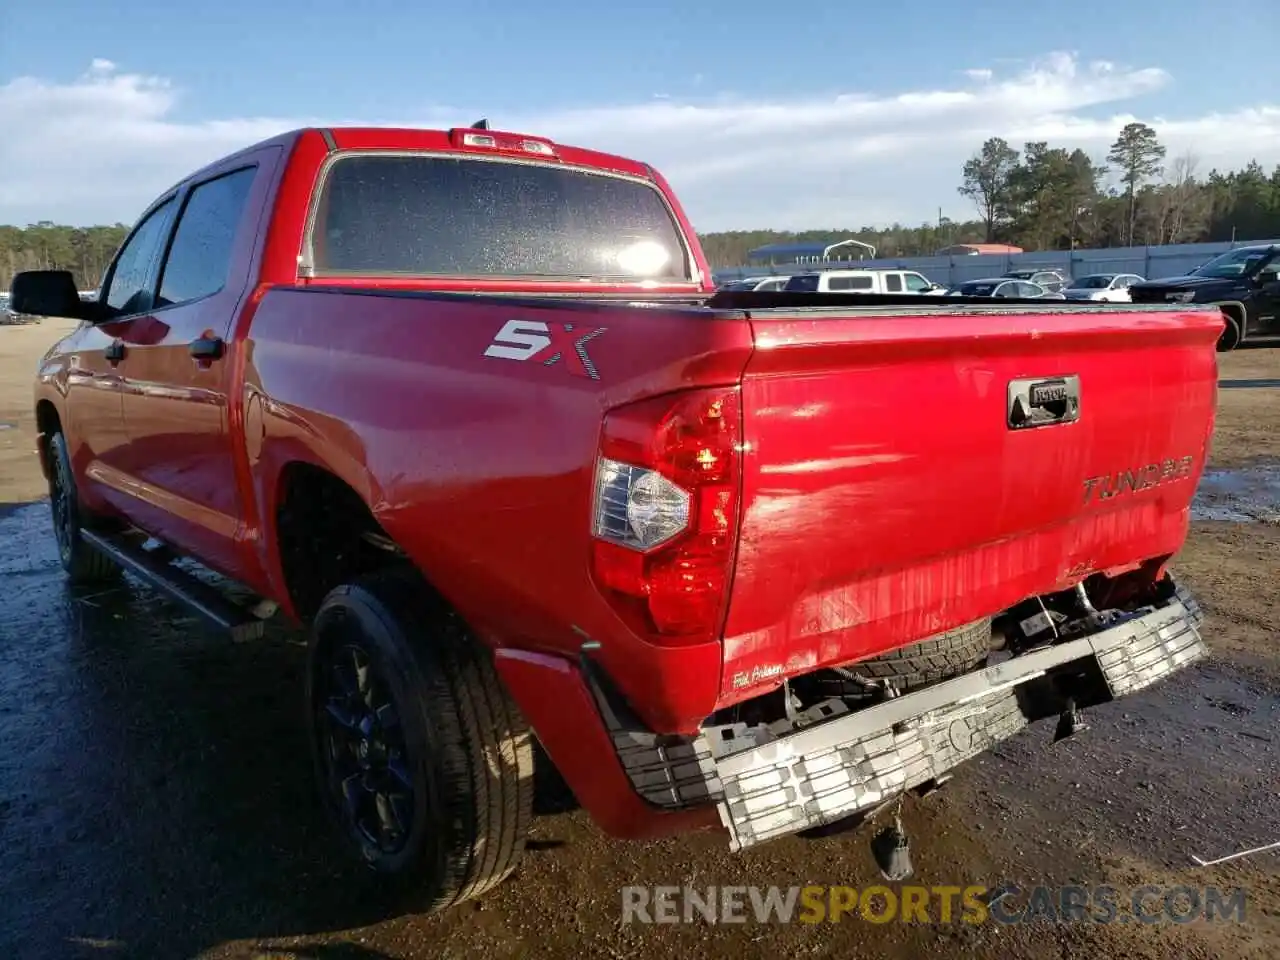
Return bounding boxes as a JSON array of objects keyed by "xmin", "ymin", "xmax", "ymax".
[{"xmin": 308, "ymin": 153, "xmax": 692, "ymax": 282}]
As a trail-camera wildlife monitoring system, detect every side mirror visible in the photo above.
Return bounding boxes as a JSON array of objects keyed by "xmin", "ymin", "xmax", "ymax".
[{"xmin": 10, "ymin": 270, "xmax": 87, "ymax": 320}]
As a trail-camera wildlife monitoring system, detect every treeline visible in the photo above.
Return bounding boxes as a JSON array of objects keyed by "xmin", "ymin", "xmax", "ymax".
[
  {"xmin": 4, "ymin": 126, "xmax": 1280, "ymax": 283},
  {"xmin": 954, "ymin": 123, "xmax": 1280, "ymax": 252},
  {"xmin": 1, "ymin": 223, "xmax": 129, "ymax": 291},
  {"xmin": 697, "ymin": 125, "xmax": 1280, "ymax": 268}
]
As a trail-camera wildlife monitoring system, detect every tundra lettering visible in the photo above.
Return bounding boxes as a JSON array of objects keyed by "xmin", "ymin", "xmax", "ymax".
[{"xmin": 1081, "ymin": 455, "xmax": 1197, "ymax": 504}]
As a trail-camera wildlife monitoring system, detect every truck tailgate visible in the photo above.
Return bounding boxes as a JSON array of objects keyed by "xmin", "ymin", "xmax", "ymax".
[{"xmin": 719, "ymin": 303, "xmax": 1221, "ymax": 699}]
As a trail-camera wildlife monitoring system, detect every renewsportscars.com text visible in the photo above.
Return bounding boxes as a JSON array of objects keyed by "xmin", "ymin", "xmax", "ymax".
[{"xmin": 620, "ymin": 884, "xmax": 1248, "ymax": 926}]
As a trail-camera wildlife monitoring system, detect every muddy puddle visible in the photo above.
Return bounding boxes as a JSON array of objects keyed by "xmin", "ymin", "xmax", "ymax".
[{"xmin": 1192, "ymin": 462, "xmax": 1280, "ymax": 523}]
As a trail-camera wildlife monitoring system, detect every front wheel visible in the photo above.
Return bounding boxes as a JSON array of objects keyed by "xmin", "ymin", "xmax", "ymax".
[
  {"xmin": 46, "ymin": 431, "xmax": 120, "ymax": 584},
  {"xmin": 1217, "ymin": 314, "xmax": 1242, "ymax": 352},
  {"xmin": 306, "ymin": 569, "xmax": 534, "ymax": 912}
]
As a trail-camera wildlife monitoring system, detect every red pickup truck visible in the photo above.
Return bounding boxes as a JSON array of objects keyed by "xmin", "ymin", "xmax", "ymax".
[{"xmin": 14, "ymin": 124, "xmax": 1218, "ymax": 912}]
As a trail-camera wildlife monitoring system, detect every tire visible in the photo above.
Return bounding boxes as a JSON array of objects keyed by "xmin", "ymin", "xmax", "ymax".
[
  {"xmin": 1217, "ymin": 313, "xmax": 1242, "ymax": 352},
  {"xmin": 806, "ymin": 619, "xmax": 992, "ymax": 700},
  {"xmin": 46, "ymin": 431, "xmax": 120, "ymax": 584},
  {"xmin": 306, "ymin": 568, "xmax": 534, "ymax": 912}
]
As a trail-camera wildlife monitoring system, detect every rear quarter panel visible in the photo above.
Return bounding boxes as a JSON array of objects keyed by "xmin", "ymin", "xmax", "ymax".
[{"xmin": 242, "ymin": 288, "xmax": 753, "ymax": 731}]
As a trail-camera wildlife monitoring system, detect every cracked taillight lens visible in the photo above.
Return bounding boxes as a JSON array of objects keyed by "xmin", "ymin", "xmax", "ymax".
[{"xmin": 590, "ymin": 387, "xmax": 742, "ymax": 645}]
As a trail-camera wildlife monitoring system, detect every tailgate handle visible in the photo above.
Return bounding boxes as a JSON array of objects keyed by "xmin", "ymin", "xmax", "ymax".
[{"xmin": 1008, "ymin": 375, "xmax": 1080, "ymax": 429}]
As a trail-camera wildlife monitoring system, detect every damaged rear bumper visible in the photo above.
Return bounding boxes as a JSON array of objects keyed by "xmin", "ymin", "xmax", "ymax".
[{"xmin": 601, "ymin": 582, "xmax": 1207, "ymax": 851}]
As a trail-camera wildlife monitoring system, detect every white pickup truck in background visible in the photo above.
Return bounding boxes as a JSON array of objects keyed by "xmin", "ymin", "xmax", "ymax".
[{"xmin": 784, "ymin": 268, "xmax": 947, "ymax": 294}]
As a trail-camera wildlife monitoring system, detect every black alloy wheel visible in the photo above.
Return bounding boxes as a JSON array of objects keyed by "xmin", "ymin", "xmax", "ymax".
[{"xmin": 315, "ymin": 628, "xmax": 416, "ymax": 858}]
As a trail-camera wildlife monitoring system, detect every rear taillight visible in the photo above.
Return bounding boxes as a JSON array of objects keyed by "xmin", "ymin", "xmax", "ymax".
[{"xmin": 590, "ymin": 388, "xmax": 742, "ymax": 646}]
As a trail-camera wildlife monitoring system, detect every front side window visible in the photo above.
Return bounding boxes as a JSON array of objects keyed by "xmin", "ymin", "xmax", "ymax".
[
  {"xmin": 1192, "ymin": 247, "xmax": 1277, "ymax": 279},
  {"xmin": 311, "ymin": 154, "xmax": 691, "ymax": 281},
  {"xmin": 103, "ymin": 199, "xmax": 177, "ymax": 316},
  {"xmin": 904, "ymin": 273, "xmax": 931, "ymax": 292},
  {"xmin": 157, "ymin": 167, "xmax": 257, "ymax": 308}
]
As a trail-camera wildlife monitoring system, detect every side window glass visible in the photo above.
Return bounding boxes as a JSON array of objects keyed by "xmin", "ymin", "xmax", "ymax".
[
  {"xmin": 885, "ymin": 274, "xmax": 903, "ymax": 292},
  {"xmin": 157, "ymin": 167, "xmax": 257, "ymax": 308},
  {"xmin": 103, "ymin": 199, "xmax": 176, "ymax": 316},
  {"xmin": 904, "ymin": 273, "xmax": 930, "ymax": 292}
]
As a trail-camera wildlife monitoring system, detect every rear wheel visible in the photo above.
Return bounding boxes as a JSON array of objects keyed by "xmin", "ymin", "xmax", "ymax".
[
  {"xmin": 805, "ymin": 619, "xmax": 992, "ymax": 701},
  {"xmin": 306, "ymin": 569, "xmax": 534, "ymax": 912},
  {"xmin": 46, "ymin": 431, "xmax": 120, "ymax": 584}
]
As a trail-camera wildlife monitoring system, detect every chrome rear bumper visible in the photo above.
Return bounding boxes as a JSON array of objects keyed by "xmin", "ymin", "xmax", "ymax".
[{"xmin": 708, "ymin": 585, "xmax": 1207, "ymax": 850}]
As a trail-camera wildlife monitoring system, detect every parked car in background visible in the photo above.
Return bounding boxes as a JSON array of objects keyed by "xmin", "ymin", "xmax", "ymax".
[
  {"xmin": 784, "ymin": 268, "xmax": 945, "ymax": 294},
  {"xmin": 1063, "ymin": 273, "xmax": 1144, "ymax": 302},
  {"xmin": 1002, "ymin": 269, "xmax": 1069, "ymax": 294},
  {"xmin": 947, "ymin": 277, "xmax": 1066, "ymax": 299},
  {"xmin": 1, "ymin": 292, "xmax": 37, "ymax": 324},
  {"xmin": 1129, "ymin": 243, "xmax": 1280, "ymax": 351},
  {"xmin": 719, "ymin": 276, "xmax": 789, "ymax": 292}
]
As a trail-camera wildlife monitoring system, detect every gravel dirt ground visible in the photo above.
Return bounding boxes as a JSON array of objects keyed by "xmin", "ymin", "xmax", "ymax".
[{"xmin": 0, "ymin": 318, "xmax": 1277, "ymax": 960}]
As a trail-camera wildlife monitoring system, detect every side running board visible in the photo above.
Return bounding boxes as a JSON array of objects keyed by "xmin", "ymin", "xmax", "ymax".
[{"xmin": 79, "ymin": 529, "xmax": 267, "ymax": 642}]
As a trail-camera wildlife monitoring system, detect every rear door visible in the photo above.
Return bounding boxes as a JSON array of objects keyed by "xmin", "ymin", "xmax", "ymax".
[
  {"xmin": 719, "ymin": 302, "xmax": 1221, "ymax": 699},
  {"xmin": 113, "ymin": 152, "xmax": 278, "ymax": 574}
]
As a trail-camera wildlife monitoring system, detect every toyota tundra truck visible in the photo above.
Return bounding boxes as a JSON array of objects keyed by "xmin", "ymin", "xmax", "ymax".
[{"xmin": 13, "ymin": 124, "xmax": 1220, "ymax": 914}]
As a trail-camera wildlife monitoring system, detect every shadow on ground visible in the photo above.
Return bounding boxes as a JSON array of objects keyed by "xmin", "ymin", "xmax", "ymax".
[{"xmin": 0, "ymin": 501, "xmax": 569, "ymax": 960}]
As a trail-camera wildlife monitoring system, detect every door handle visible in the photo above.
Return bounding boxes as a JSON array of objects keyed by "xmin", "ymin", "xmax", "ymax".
[
  {"xmin": 1007, "ymin": 375, "xmax": 1081, "ymax": 430},
  {"xmin": 189, "ymin": 336, "xmax": 224, "ymax": 361},
  {"xmin": 104, "ymin": 340, "xmax": 125, "ymax": 365}
]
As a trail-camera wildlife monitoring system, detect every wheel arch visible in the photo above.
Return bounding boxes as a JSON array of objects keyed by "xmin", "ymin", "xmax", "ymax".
[
  {"xmin": 1216, "ymin": 300, "xmax": 1248, "ymax": 343},
  {"xmin": 271, "ymin": 458, "xmax": 417, "ymax": 622},
  {"xmin": 33, "ymin": 398, "xmax": 62, "ymax": 480}
]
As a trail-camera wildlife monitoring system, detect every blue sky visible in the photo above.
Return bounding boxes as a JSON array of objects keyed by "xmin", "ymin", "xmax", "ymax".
[{"xmin": 2, "ymin": 0, "xmax": 1278, "ymax": 229}]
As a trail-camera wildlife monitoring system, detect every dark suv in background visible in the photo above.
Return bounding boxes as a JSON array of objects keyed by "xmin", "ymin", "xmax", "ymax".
[{"xmin": 1128, "ymin": 244, "xmax": 1280, "ymax": 351}]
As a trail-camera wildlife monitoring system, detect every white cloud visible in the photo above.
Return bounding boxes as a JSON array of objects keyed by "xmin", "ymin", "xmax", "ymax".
[{"xmin": 2, "ymin": 53, "xmax": 1279, "ymax": 231}]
